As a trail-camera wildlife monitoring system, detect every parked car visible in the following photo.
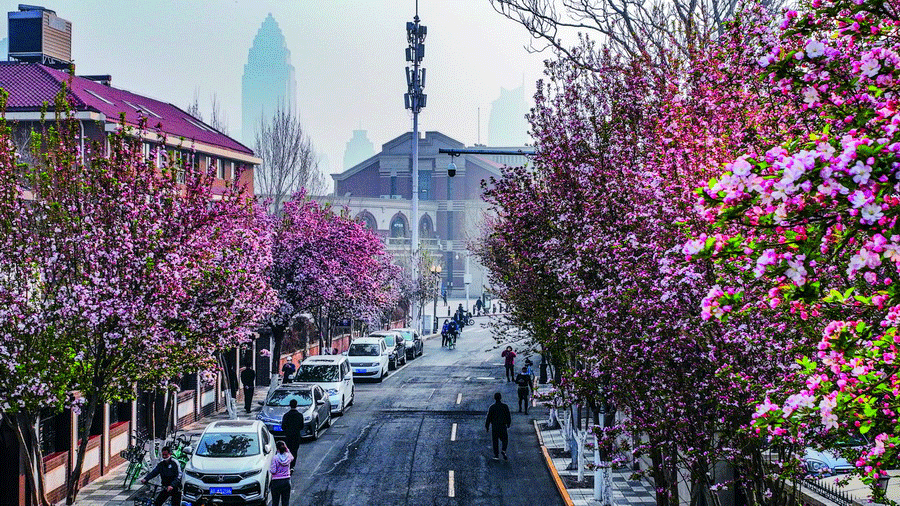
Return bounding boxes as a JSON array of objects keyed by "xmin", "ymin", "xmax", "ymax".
[
  {"xmin": 181, "ymin": 420, "xmax": 274, "ymax": 506},
  {"xmin": 256, "ymin": 384, "xmax": 332, "ymax": 440},
  {"xmin": 295, "ymin": 355, "xmax": 355, "ymax": 415},
  {"xmin": 368, "ymin": 330, "xmax": 406, "ymax": 369},
  {"xmin": 347, "ymin": 336, "xmax": 390, "ymax": 381},
  {"xmin": 395, "ymin": 327, "xmax": 424, "ymax": 360},
  {"xmin": 802, "ymin": 435, "xmax": 867, "ymax": 477}
]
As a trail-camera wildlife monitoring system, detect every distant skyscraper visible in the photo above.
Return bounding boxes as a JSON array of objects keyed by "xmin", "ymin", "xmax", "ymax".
[
  {"xmin": 242, "ymin": 14, "xmax": 296, "ymax": 146},
  {"xmin": 488, "ymin": 85, "xmax": 530, "ymax": 146},
  {"xmin": 343, "ymin": 129, "xmax": 375, "ymax": 170}
]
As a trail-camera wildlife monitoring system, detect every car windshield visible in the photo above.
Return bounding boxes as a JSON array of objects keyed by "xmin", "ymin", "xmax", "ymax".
[
  {"xmin": 349, "ymin": 343, "xmax": 379, "ymax": 356},
  {"xmin": 398, "ymin": 331, "xmax": 413, "ymax": 339},
  {"xmin": 266, "ymin": 390, "xmax": 313, "ymax": 407},
  {"xmin": 295, "ymin": 364, "xmax": 339, "ymax": 382},
  {"xmin": 195, "ymin": 432, "xmax": 260, "ymax": 457},
  {"xmin": 383, "ymin": 336, "xmax": 396, "ymax": 346}
]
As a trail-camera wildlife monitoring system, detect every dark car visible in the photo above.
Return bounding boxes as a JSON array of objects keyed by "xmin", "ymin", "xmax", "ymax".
[
  {"xmin": 368, "ymin": 331, "xmax": 406, "ymax": 370},
  {"xmin": 395, "ymin": 327, "xmax": 423, "ymax": 360},
  {"xmin": 256, "ymin": 383, "xmax": 331, "ymax": 440}
]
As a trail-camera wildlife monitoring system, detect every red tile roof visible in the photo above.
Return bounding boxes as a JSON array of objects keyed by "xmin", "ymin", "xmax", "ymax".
[{"xmin": 0, "ymin": 62, "xmax": 253, "ymax": 156}]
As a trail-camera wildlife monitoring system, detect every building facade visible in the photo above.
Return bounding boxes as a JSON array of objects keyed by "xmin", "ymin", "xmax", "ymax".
[{"xmin": 328, "ymin": 131, "xmax": 528, "ymax": 300}]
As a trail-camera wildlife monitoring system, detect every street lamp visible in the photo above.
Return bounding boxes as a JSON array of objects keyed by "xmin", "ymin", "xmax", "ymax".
[{"xmin": 430, "ymin": 264, "xmax": 442, "ymax": 333}]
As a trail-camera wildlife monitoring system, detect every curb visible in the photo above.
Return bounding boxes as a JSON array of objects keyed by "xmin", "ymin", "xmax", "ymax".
[
  {"xmin": 542, "ymin": 446, "xmax": 575, "ymax": 506},
  {"xmin": 534, "ymin": 420, "xmax": 575, "ymax": 506}
]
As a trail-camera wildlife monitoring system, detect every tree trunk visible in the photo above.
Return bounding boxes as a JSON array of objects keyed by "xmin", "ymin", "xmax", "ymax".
[
  {"xmin": 217, "ymin": 353, "xmax": 237, "ymax": 420},
  {"xmin": 66, "ymin": 393, "xmax": 100, "ymax": 505},
  {"xmin": 270, "ymin": 323, "xmax": 286, "ymax": 378},
  {"xmin": 6, "ymin": 413, "xmax": 50, "ymax": 506}
]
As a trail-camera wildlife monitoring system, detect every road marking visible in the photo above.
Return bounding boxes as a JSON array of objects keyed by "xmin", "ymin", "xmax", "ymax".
[
  {"xmin": 451, "ymin": 423, "xmax": 457, "ymax": 441},
  {"xmin": 475, "ymin": 377, "xmax": 495, "ymax": 380},
  {"xmin": 456, "ymin": 393, "xmax": 462, "ymax": 404},
  {"xmin": 465, "ymin": 376, "xmax": 471, "ymax": 381},
  {"xmin": 448, "ymin": 470, "xmax": 455, "ymax": 497}
]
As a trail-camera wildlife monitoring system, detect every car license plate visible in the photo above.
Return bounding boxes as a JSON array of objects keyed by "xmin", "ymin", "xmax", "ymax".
[
  {"xmin": 354, "ymin": 368, "xmax": 366, "ymax": 374},
  {"xmin": 272, "ymin": 424, "xmax": 282, "ymax": 432},
  {"xmin": 210, "ymin": 487, "xmax": 232, "ymax": 495}
]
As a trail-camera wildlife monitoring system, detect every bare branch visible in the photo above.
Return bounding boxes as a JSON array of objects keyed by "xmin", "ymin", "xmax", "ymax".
[{"xmin": 254, "ymin": 105, "xmax": 326, "ymax": 213}]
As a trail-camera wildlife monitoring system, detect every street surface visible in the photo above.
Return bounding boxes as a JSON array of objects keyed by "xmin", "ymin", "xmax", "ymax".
[{"xmin": 289, "ymin": 318, "xmax": 563, "ymax": 506}]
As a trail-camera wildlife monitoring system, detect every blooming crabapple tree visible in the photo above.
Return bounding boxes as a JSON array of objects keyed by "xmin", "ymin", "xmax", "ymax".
[
  {"xmin": 268, "ymin": 193, "xmax": 399, "ymax": 365},
  {"xmin": 693, "ymin": 0, "xmax": 900, "ymax": 496},
  {"xmin": 482, "ymin": 10, "xmax": 823, "ymax": 504},
  {"xmin": 0, "ymin": 100, "xmax": 277, "ymax": 504}
]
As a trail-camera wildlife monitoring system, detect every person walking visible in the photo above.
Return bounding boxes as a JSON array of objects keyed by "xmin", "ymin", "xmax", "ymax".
[
  {"xmin": 485, "ymin": 392, "xmax": 512, "ymax": 460},
  {"xmin": 441, "ymin": 319, "xmax": 450, "ymax": 347},
  {"xmin": 281, "ymin": 357, "xmax": 296, "ymax": 384},
  {"xmin": 501, "ymin": 346, "xmax": 516, "ymax": 382},
  {"xmin": 140, "ymin": 446, "xmax": 181, "ymax": 506},
  {"xmin": 269, "ymin": 440, "xmax": 293, "ymax": 506},
  {"xmin": 515, "ymin": 366, "xmax": 533, "ymax": 414},
  {"xmin": 240, "ymin": 365, "xmax": 256, "ymax": 414},
  {"xmin": 281, "ymin": 399, "xmax": 304, "ymax": 471}
]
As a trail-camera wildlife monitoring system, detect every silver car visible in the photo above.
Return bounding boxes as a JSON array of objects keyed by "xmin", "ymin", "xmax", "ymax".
[{"xmin": 256, "ymin": 383, "xmax": 332, "ymax": 440}]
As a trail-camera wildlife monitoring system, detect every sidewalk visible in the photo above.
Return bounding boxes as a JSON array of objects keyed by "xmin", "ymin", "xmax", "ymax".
[
  {"xmin": 534, "ymin": 417, "xmax": 657, "ymax": 506},
  {"xmin": 73, "ymin": 387, "xmax": 270, "ymax": 506}
]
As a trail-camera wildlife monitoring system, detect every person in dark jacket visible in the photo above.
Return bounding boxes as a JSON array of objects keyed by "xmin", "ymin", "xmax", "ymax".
[
  {"xmin": 485, "ymin": 392, "xmax": 512, "ymax": 460},
  {"xmin": 281, "ymin": 358, "xmax": 296, "ymax": 384},
  {"xmin": 141, "ymin": 446, "xmax": 181, "ymax": 506},
  {"xmin": 281, "ymin": 398, "xmax": 304, "ymax": 471},
  {"xmin": 515, "ymin": 366, "xmax": 533, "ymax": 414},
  {"xmin": 240, "ymin": 366, "xmax": 256, "ymax": 413}
]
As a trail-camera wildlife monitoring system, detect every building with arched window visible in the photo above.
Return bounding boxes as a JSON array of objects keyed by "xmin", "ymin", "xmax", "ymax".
[{"xmin": 321, "ymin": 131, "xmax": 529, "ymax": 299}]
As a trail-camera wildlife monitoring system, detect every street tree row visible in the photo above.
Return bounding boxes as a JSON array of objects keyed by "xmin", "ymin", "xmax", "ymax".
[
  {"xmin": 0, "ymin": 92, "xmax": 403, "ymax": 506},
  {"xmin": 481, "ymin": 0, "xmax": 899, "ymax": 504}
]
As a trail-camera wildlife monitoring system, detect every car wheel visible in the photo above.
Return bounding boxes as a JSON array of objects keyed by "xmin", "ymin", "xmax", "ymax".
[
  {"xmin": 348, "ymin": 387, "xmax": 354, "ymax": 406},
  {"xmin": 324, "ymin": 412, "xmax": 332, "ymax": 428},
  {"xmin": 337, "ymin": 396, "xmax": 345, "ymax": 415},
  {"xmin": 311, "ymin": 417, "xmax": 319, "ymax": 440}
]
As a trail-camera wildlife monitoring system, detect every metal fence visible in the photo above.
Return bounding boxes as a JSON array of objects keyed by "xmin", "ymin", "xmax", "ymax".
[{"xmin": 801, "ymin": 478, "xmax": 856, "ymax": 506}]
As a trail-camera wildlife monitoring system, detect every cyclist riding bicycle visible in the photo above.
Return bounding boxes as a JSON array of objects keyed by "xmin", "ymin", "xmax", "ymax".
[{"xmin": 140, "ymin": 446, "xmax": 181, "ymax": 506}]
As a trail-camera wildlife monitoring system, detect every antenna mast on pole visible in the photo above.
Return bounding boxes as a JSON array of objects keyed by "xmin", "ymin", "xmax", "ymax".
[{"xmin": 405, "ymin": 2, "xmax": 427, "ymax": 333}]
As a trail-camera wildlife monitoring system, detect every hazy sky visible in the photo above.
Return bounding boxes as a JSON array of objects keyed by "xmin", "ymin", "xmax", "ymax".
[{"xmin": 0, "ymin": 1, "xmax": 550, "ymax": 184}]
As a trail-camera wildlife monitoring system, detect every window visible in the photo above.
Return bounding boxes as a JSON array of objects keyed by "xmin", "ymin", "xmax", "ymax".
[
  {"xmin": 419, "ymin": 170, "xmax": 433, "ymax": 200},
  {"xmin": 39, "ymin": 408, "xmax": 71, "ymax": 456},
  {"xmin": 390, "ymin": 216, "xmax": 408, "ymax": 238},
  {"xmin": 195, "ymin": 432, "xmax": 260, "ymax": 457}
]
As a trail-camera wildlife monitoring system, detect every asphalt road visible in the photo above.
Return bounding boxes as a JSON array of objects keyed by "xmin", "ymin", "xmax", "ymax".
[{"xmin": 288, "ymin": 319, "xmax": 564, "ymax": 506}]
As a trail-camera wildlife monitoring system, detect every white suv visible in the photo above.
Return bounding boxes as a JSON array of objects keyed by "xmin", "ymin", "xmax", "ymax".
[
  {"xmin": 295, "ymin": 355, "xmax": 355, "ymax": 414},
  {"xmin": 182, "ymin": 420, "xmax": 274, "ymax": 506},
  {"xmin": 347, "ymin": 336, "xmax": 390, "ymax": 381}
]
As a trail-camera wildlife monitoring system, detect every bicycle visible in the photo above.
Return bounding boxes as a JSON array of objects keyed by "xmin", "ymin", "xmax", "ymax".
[
  {"xmin": 133, "ymin": 484, "xmax": 160, "ymax": 506},
  {"xmin": 122, "ymin": 438, "xmax": 150, "ymax": 490},
  {"xmin": 448, "ymin": 332, "xmax": 457, "ymax": 350}
]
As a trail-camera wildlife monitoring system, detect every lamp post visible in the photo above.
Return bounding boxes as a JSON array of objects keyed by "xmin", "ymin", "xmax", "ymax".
[{"xmin": 430, "ymin": 264, "xmax": 442, "ymax": 333}]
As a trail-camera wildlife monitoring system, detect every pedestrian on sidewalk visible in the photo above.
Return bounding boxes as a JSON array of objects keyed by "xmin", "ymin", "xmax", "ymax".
[
  {"xmin": 501, "ymin": 346, "xmax": 516, "ymax": 382},
  {"xmin": 515, "ymin": 366, "xmax": 533, "ymax": 414},
  {"xmin": 485, "ymin": 392, "xmax": 512, "ymax": 460},
  {"xmin": 240, "ymin": 365, "xmax": 256, "ymax": 414},
  {"xmin": 269, "ymin": 441, "xmax": 294, "ymax": 506},
  {"xmin": 281, "ymin": 399, "xmax": 304, "ymax": 471}
]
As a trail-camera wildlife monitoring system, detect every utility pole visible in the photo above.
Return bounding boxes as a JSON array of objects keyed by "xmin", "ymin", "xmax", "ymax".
[{"xmin": 405, "ymin": 1, "xmax": 427, "ymax": 333}]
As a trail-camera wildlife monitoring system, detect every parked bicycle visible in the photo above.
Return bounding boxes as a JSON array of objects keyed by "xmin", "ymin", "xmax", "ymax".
[
  {"xmin": 133, "ymin": 483, "xmax": 160, "ymax": 506},
  {"xmin": 121, "ymin": 437, "xmax": 149, "ymax": 490}
]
